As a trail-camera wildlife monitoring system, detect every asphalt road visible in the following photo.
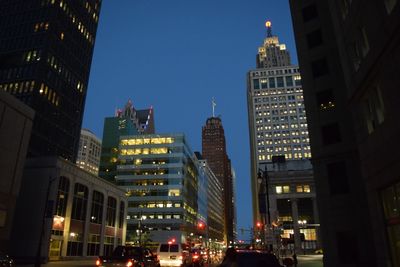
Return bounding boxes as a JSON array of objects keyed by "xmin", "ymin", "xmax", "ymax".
[{"xmin": 16, "ymin": 254, "xmax": 323, "ymax": 267}]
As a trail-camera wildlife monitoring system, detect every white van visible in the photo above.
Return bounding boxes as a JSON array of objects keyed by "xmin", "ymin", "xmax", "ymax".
[{"xmin": 156, "ymin": 243, "xmax": 191, "ymax": 267}]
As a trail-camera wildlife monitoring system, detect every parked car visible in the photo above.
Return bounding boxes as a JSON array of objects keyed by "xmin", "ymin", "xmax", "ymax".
[
  {"xmin": 235, "ymin": 249, "xmax": 282, "ymax": 267},
  {"xmin": 0, "ymin": 252, "xmax": 14, "ymax": 267},
  {"xmin": 95, "ymin": 246, "xmax": 160, "ymax": 267},
  {"xmin": 157, "ymin": 243, "xmax": 191, "ymax": 267}
]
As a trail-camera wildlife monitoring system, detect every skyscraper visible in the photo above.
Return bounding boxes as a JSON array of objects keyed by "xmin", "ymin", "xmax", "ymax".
[
  {"xmin": 202, "ymin": 117, "xmax": 235, "ymax": 244},
  {"xmin": 99, "ymin": 100, "xmax": 155, "ymax": 183},
  {"xmin": 289, "ymin": 1, "xmax": 400, "ymax": 266},
  {"xmin": 76, "ymin": 128, "xmax": 102, "ymax": 175},
  {"xmin": 247, "ymin": 22, "xmax": 312, "ymax": 225},
  {"xmin": 0, "ymin": 0, "xmax": 102, "ymax": 161}
]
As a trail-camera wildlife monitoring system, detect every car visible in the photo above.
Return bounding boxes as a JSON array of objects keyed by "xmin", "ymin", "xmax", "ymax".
[
  {"xmin": 235, "ymin": 250, "xmax": 282, "ymax": 267},
  {"xmin": 0, "ymin": 252, "xmax": 15, "ymax": 267},
  {"xmin": 190, "ymin": 248, "xmax": 204, "ymax": 267},
  {"xmin": 157, "ymin": 243, "xmax": 191, "ymax": 267},
  {"xmin": 95, "ymin": 246, "xmax": 160, "ymax": 267}
]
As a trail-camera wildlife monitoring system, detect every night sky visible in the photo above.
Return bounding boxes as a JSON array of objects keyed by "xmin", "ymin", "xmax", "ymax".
[{"xmin": 82, "ymin": 0, "xmax": 297, "ymax": 240}]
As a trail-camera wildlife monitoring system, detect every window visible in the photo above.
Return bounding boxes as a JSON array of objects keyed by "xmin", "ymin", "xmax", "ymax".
[
  {"xmin": 277, "ymin": 77, "xmax": 284, "ymax": 87},
  {"xmin": 296, "ymin": 185, "xmax": 311, "ymax": 193},
  {"xmin": 90, "ymin": 191, "xmax": 104, "ymax": 224},
  {"xmin": 363, "ymin": 86, "xmax": 385, "ymax": 134},
  {"xmin": 327, "ymin": 161, "xmax": 349, "ymax": 195},
  {"xmin": 294, "ymin": 75, "xmax": 301, "ymax": 86},
  {"xmin": 311, "ymin": 58, "xmax": 329, "ymax": 78},
  {"xmin": 119, "ymin": 201, "xmax": 125, "ymax": 228},
  {"xmin": 269, "ymin": 77, "xmax": 275, "ymax": 88},
  {"xmin": 276, "ymin": 186, "xmax": 283, "ymax": 194},
  {"xmin": 106, "ymin": 197, "xmax": 117, "ymax": 227},
  {"xmin": 384, "ymin": 0, "xmax": 397, "ymax": 13},
  {"xmin": 285, "ymin": 76, "xmax": 293, "ymax": 87},
  {"xmin": 169, "ymin": 189, "xmax": 180, "ymax": 196},
  {"xmin": 261, "ymin": 79, "xmax": 268, "ymax": 89},
  {"xmin": 71, "ymin": 183, "xmax": 88, "ymax": 221},
  {"xmin": 316, "ymin": 89, "xmax": 335, "ymax": 111},
  {"xmin": 321, "ymin": 123, "xmax": 341, "ymax": 145},
  {"xmin": 253, "ymin": 79, "xmax": 260, "ymax": 89},
  {"xmin": 302, "ymin": 3, "xmax": 318, "ymax": 22},
  {"xmin": 306, "ymin": 29, "xmax": 323, "ymax": 49},
  {"xmin": 54, "ymin": 176, "xmax": 70, "ymax": 217}
]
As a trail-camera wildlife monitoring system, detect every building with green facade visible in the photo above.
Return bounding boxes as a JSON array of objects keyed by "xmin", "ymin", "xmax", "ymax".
[{"xmin": 99, "ymin": 100, "xmax": 154, "ymax": 183}]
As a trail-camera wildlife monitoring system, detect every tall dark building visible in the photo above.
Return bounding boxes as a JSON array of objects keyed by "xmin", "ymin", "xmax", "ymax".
[
  {"xmin": 0, "ymin": 0, "xmax": 102, "ymax": 161},
  {"xmin": 289, "ymin": 1, "xmax": 400, "ymax": 266},
  {"xmin": 202, "ymin": 117, "xmax": 235, "ymax": 244}
]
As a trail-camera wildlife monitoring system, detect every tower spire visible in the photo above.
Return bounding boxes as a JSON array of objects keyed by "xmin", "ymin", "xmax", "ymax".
[
  {"xmin": 212, "ymin": 97, "xmax": 216, "ymax": 117},
  {"xmin": 266, "ymin": 20, "xmax": 272, "ymax": 37}
]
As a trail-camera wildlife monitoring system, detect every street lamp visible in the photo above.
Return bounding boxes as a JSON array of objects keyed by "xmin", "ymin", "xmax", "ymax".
[{"xmin": 257, "ymin": 165, "xmax": 272, "ymax": 251}]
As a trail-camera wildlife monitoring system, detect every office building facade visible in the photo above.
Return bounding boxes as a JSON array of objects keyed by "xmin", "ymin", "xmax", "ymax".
[
  {"xmin": 116, "ymin": 133, "xmax": 199, "ymax": 244},
  {"xmin": 247, "ymin": 22, "xmax": 312, "ymax": 225},
  {"xmin": 11, "ymin": 157, "xmax": 127, "ymax": 261},
  {"xmin": 202, "ymin": 117, "xmax": 235, "ymax": 244},
  {"xmin": 76, "ymin": 128, "xmax": 101, "ymax": 175},
  {"xmin": 195, "ymin": 155, "xmax": 225, "ymax": 245},
  {"xmin": 289, "ymin": 1, "xmax": 400, "ymax": 266},
  {"xmin": 99, "ymin": 100, "xmax": 154, "ymax": 183},
  {"xmin": 0, "ymin": 0, "xmax": 102, "ymax": 161}
]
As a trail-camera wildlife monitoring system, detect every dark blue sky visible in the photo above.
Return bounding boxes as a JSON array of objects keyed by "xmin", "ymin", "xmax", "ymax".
[{"xmin": 83, "ymin": 0, "xmax": 297, "ymax": 240}]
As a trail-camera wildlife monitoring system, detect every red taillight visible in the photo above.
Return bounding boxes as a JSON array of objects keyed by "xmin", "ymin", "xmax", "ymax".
[
  {"xmin": 126, "ymin": 260, "xmax": 133, "ymax": 267},
  {"xmin": 95, "ymin": 259, "xmax": 101, "ymax": 266},
  {"xmin": 193, "ymin": 255, "xmax": 199, "ymax": 260}
]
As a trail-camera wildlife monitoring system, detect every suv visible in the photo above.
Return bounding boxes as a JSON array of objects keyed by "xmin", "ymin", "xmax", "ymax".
[{"xmin": 157, "ymin": 243, "xmax": 191, "ymax": 267}]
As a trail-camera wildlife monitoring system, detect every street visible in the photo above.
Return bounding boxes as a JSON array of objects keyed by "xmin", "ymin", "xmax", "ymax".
[{"xmin": 15, "ymin": 254, "xmax": 323, "ymax": 267}]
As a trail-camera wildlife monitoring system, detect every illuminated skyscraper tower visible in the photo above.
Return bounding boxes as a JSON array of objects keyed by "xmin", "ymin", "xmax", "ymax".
[{"xmin": 247, "ymin": 22, "xmax": 312, "ymax": 224}]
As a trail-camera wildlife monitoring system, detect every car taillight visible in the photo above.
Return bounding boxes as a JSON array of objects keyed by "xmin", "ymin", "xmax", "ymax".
[
  {"xmin": 193, "ymin": 255, "xmax": 199, "ymax": 260},
  {"xmin": 126, "ymin": 260, "xmax": 133, "ymax": 267},
  {"xmin": 95, "ymin": 259, "xmax": 101, "ymax": 266}
]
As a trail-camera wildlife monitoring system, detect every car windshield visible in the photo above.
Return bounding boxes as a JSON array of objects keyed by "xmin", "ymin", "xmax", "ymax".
[
  {"xmin": 160, "ymin": 244, "xmax": 169, "ymax": 252},
  {"xmin": 112, "ymin": 246, "xmax": 141, "ymax": 257},
  {"xmin": 170, "ymin": 244, "xmax": 179, "ymax": 252},
  {"xmin": 236, "ymin": 252, "xmax": 280, "ymax": 267}
]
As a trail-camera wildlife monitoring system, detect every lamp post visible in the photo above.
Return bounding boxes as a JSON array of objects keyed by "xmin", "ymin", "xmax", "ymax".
[{"xmin": 257, "ymin": 165, "xmax": 272, "ymax": 252}]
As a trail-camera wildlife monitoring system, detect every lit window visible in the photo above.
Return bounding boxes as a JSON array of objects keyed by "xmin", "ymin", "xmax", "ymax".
[
  {"xmin": 283, "ymin": 186, "xmax": 290, "ymax": 193},
  {"xmin": 168, "ymin": 189, "xmax": 180, "ymax": 197},
  {"xmin": 296, "ymin": 186, "xmax": 303, "ymax": 193},
  {"xmin": 276, "ymin": 186, "xmax": 283, "ymax": 194},
  {"xmin": 304, "ymin": 185, "xmax": 311, "ymax": 193}
]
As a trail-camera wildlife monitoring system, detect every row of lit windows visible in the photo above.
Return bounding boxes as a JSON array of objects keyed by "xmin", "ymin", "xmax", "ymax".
[
  {"xmin": 275, "ymin": 185, "xmax": 311, "ymax": 194},
  {"xmin": 120, "ymin": 147, "xmax": 168, "ymax": 156},
  {"xmin": 84, "ymin": 1, "xmax": 100, "ymax": 23},
  {"xmin": 256, "ymin": 130, "xmax": 309, "ymax": 138},
  {"xmin": 47, "ymin": 55, "xmax": 84, "ymax": 93},
  {"xmin": 254, "ymin": 88, "xmax": 303, "ymax": 97},
  {"xmin": 39, "ymin": 83, "xmax": 60, "ymax": 106},
  {"xmin": 25, "ymin": 50, "xmax": 41, "ymax": 62},
  {"xmin": 34, "ymin": 22, "xmax": 49, "ymax": 32},
  {"xmin": 258, "ymin": 153, "xmax": 312, "ymax": 160},
  {"xmin": 125, "ymin": 189, "xmax": 181, "ymax": 197},
  {"xmin": 258, "ymin": 146, "xmax": 311, "ymax": 153},
  {"xmin": 255, "ymin": 110, "xmax": 304, "ymax": 118},
  {"xmin": 253, "ymin": 75, "xmax": 302, "ymax": 90},
  {"xmin": 256, "ymin": 124, "xmax": 308, "ymax": 130},
  {"xmin": 120, "ymin": 137, "xmax": 175, "ymax": 146},
  {"xmin": 258, "ymin": 138, "xmax": 309, "ymax": 146},
  {"xmin": 42, "ymin": 0, "xmax": 95, "ymax": 44},
  {"xmin": 0, "ymin": 81, "xmax": 35, "ymax": 94},
  {"xmin": 128, "ymin": 214, "xmax": 182, "ymax": 220},
  {"xmin": 251, "ymin": 68, "xmax": 300, "ymax": 77},
  {"xmin": 130, "ymin": 202, "xmax": 182, "ymax": 208}
]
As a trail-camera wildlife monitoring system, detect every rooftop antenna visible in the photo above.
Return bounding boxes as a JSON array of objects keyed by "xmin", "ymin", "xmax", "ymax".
[
  {"xmin": 266, "ymin": 20, "xmax": 272, "ymax": 37},
  {"xmin": 212, "ymin": 97, "xmax": 216, "ymax": 117}
]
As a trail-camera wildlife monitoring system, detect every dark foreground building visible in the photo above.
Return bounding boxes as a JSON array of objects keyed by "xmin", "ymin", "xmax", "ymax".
[
  {"xmin": 0, "ymin": 0, "xmax": 102, "ymax": 161},
  {"xmin": 289, "ymin": 1, "xmax": 400, "ymax": 266}
]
